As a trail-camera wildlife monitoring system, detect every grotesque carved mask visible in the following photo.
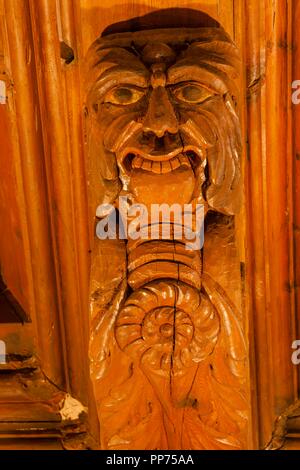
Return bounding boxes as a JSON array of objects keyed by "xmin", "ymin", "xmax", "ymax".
[
  {"xmin": 86, "ymin": 28, "xmax": 241, "ymax": 214},
  {"xmin": 85, "ymin": 27, "xmax": 248, "ymax": 451}
]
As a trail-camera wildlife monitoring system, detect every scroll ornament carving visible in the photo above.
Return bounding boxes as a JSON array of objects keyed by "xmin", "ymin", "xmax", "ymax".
[{"xmin": 86, "ymin": 27, "xmax": 249, "ymax": 450}]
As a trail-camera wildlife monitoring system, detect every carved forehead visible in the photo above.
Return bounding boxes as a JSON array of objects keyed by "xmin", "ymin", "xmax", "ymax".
[{"xmin": 86, "ymin": 27, "xmax": 240, "ymax": 95}]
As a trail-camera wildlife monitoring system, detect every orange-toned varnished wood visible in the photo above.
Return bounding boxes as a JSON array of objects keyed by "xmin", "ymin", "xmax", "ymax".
[
  {"xmin": 0, "ymin": 0, "xmax": 299, "ymax": 451},
  {"xmin": 86, "ymin": 25, "xmax": 250, "ymax": 450}
]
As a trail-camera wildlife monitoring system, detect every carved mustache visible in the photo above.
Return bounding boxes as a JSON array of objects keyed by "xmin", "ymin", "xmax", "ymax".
[
  {"xmin": 104, "ymin": 112, "xmax": 216, "ymax": 152},
  {"xmin": 103, "ymin": 111, "xmax": 217, "ymax": 176}
]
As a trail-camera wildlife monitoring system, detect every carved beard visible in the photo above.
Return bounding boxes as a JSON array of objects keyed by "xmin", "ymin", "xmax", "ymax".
[{"xmin": 86, "ymin": 28, "xmax": 248, "ymax": 451}]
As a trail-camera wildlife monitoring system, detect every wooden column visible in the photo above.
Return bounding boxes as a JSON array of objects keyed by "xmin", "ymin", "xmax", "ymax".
[{"xmin": 245, "ymin": 0, "xmax": 297, "ymax": 448}]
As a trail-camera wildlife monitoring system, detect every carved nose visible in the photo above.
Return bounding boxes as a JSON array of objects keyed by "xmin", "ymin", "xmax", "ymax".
[{"xmin": 143, "ymin": 86, "xmax": 179, "ymax": 137}]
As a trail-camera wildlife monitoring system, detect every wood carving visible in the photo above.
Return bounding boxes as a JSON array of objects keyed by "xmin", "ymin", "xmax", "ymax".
[{"xmin": 85, "ymin": 27, "xmax": 249, "ymax": 450}]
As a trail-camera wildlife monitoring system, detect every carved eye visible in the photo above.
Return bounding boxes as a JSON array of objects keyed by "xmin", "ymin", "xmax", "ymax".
[
  {"xmin": 172, "ymin": 84, "xmax": 213, "ymax": 104},
  {"xmin": 104, "ymin": 86, "xmax": 146, "ymax": 105}
]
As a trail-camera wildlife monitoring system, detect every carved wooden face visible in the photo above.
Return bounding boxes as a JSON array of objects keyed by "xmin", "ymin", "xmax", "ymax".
[
  {"xmin": 86, "ymin": 28, "xmax": 242, "ymax": 214},
  {"xmin": 87, "ymin": 30, "xmax": 248, "ymax": 450}
]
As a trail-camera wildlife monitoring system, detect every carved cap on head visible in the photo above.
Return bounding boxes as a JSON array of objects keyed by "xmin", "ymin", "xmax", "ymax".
[{"xmin": 85, "ymin": 27, "xmax": 240, "ymax": 95}]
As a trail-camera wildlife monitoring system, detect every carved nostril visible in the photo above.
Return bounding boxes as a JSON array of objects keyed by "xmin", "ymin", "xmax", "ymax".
[
  {"xmin": 141, "ymin": 131, "xmax": 181, "ymax": 155},
  {"xmin": 143, "ymin": 121, "xmax": 178, "ymax": 138},
  {"xmin": 154, "ymin": 135, "xmax": 166, "ymax": 151},
  {"xmin": 142, "ymin": 86, "xmax": 179, "ymax": 137}
]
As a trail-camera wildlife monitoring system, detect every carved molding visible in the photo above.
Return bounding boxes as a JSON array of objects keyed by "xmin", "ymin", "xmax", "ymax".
[
  {"xmin": 0, "ymin": 376, "xmax": 92, "ymax": 450},
  {"xmin": 266, "ymin": 401, "xmax": 300, "ymax": 450}
]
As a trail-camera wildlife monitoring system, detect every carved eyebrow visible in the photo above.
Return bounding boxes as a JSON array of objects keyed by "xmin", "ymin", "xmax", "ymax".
[
  {"xmin": 167, "ymin": 62, "xmax": 229, "ymax": 95},
  {"xmin": 91, "ymin": 64, "xmax": 149, "ymax": 98}
]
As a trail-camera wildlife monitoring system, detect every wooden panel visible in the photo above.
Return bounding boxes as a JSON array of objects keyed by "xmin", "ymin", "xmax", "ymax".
[
  {"xmin": 26, "ymin": 0, "xmax": 239, "ymax": 433},
  {"xmin": 0, "ymin": 0, "xmax": 298, "ymax": 450},
  {"xmin": 3, "ymin": 0, "xmax": 66, "ymax": 387},
  {"xmin": 0, "ymin": 103, "xmax": 30, "ymax": 314},
  {"xmin": 26, "ymin": 0, "xmax": 89, "ymax": 402},
  {"xmin": 79, "ymin": 0, "xmax": 221, "ymax": 56},
  {"xmin": 0, "ymin": 12, "xmax": 30, "ymax": 314}
]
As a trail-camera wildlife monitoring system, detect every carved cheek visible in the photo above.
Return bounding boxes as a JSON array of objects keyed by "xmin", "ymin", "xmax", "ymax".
[
  {"xmin": 180, "ymin": 105, "xmax": 219, "ymax": 149},
  {"xmin": 102, "ymin": 111, "xmax": 143, "ymax": 152}
]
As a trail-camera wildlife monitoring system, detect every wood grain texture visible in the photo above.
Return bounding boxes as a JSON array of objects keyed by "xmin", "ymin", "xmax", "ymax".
[
  {"xmin": 0, "ymin": 2, "xmax": 31, "ymax": 315},
  {"xmin": 2, "ymin": 0, "xmax": 65, "ymax": 385},
  {"xmin": 79, "ymin": 0, "xmax": 222, "ymax": 55},
  {"xmin": 0, "ymin": 0, "xmax": 299, "ymax": 450},
  {"xmin": 293, "ymin": 0, "xmax": 300, "ymax": 397},
  {"xmin": 28, "ymin": 0, "xmax": 89, "ymax": 400},
  {"xmin": 264, "ymin": 0, "xmax": 295, "ymax": 411},
  {"xmin": 86, "ymin": 25, "xmax": 250, "ymax": 450},
  {"xmin": 244, "ymin": 0, "xmax": 298, "ymax": 448}
]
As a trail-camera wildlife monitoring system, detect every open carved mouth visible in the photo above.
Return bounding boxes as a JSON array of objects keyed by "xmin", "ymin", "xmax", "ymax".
[{"xmin": 120, "ymin": 150, "xmax": 202, "ymax": 175}]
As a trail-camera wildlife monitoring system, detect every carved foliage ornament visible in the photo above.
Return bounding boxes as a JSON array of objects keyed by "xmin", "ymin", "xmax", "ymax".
[{"xmin": 85, "ymin": 27, "xmax": 248, "ymax": 450}]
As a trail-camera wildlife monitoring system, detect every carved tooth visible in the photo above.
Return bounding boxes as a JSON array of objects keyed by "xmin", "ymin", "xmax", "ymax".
[
  {"xmin": 161, "ymin": 161, "xmax": 172, "ymax": 173},
  {"xmin": 179, "ymin": 154, "xmax": 190, "ymax": 166},
  {"xmin": 132, "ymin": 156, "xmax": 143, "ymax": 169},
  {"xmin": 141, "ymin": 159, "xmax": 152, "ymax": 171},
  {"xmin": 152, "ymin": 161, "xmax": 161, "ymax": 174},
  {"xmin": 170, "ymin": 157, "xmax": 181, "ymax": 170}
]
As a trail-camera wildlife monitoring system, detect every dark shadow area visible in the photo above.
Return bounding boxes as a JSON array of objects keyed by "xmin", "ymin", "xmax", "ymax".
[
  {"xmin": 60, "ymin": 41, "xmax": 75, "ymax": 64},
  {"xmin": 102, "ymin": 8, "xmax": 220, "ymax": 36},
  {"xmin": 0, "ymin": 274, "xmax": 28, "ymax": 323}
]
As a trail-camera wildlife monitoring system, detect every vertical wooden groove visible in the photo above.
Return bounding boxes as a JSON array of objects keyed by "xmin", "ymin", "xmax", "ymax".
[
  {"xmin": 264, "ymin": 0, "xmax": 295, "ymax": 412},
  {"xmin": 287, "ymin": 0, "xmax": 298, "ymax": 401},
  {"xmin": 3, "ymin": 0, "xmax": 65, "ymax": 386},
  {"xmin": 28, "ymin": 0, "xmax": 88, "ymax": 401},
  {"xmin": 245, "ymin": 0, "xmax": 272, "ymax": 447},
  {"xmin": 58, "ymin": 0, "xmax": 77, "ymax": 47},
  {"xmin": 245, "ymin": 0, "xmax": 296, "ymax": 447},
  {"xmin": 232, "ymin": 0, "xmax": 256, "ymax": 449},
  {"xmin": 58, "ymin": 0, "xmax": 90, "ymax": 351},
  {"xmin": 293, "ymin": 0, "xmax": 300, "ymax": 393}
]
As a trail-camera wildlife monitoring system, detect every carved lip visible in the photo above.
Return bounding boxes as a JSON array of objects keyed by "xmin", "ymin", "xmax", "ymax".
[{"xmin": 119, "ymin": 147, "xmax": 202, "ymax": 175}]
